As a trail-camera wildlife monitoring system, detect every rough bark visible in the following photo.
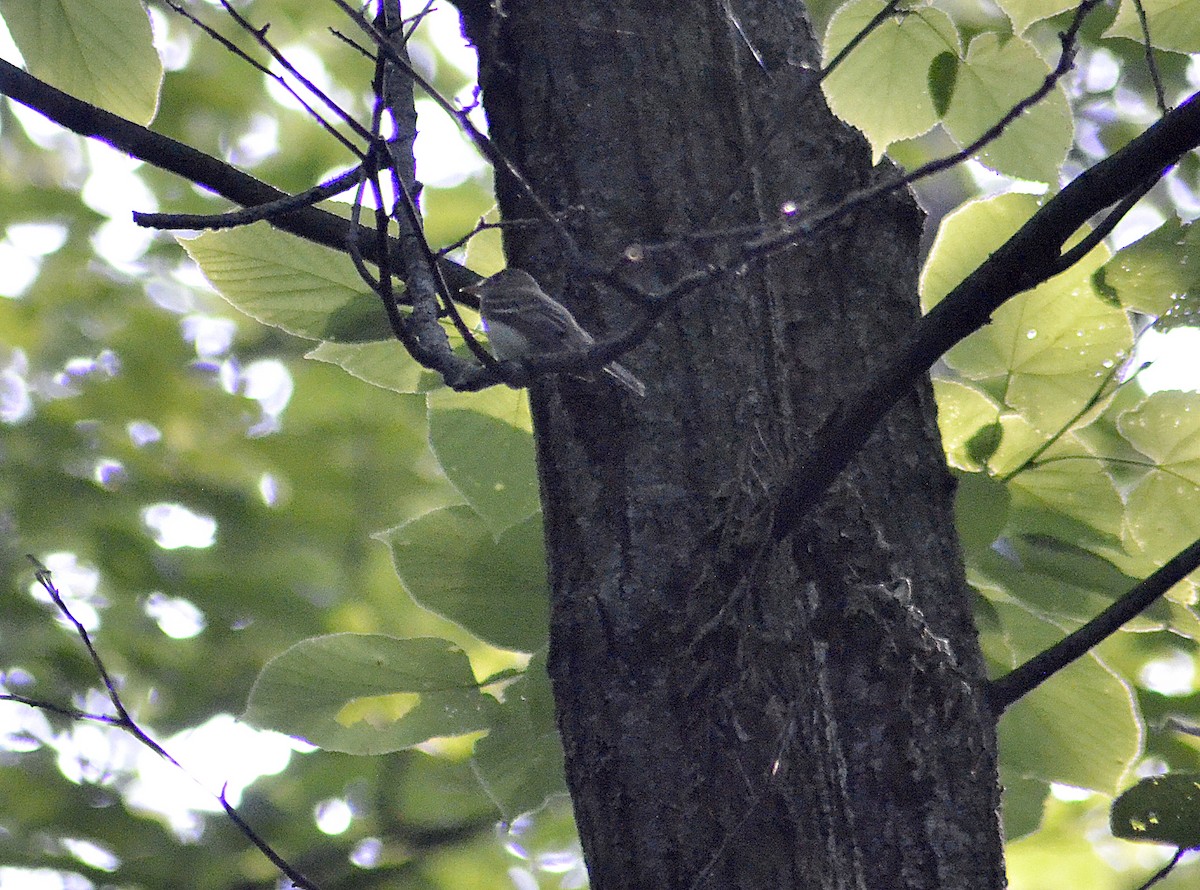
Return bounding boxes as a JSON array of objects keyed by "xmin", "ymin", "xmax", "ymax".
[{"xmin": 464, "ymin": 2, "xmax": 1005, "ymax": 887}]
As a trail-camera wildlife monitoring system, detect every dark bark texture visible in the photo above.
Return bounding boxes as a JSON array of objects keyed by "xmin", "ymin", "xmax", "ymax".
[{"xmin": 464, "ymin": 2, "xmax": 1005, "ymax": 887}]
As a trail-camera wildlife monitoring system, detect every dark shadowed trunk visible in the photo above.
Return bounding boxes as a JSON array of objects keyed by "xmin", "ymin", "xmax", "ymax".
[{"xmin": 463, "ymin": 2, "xmax": 1005, "ymax": 887}]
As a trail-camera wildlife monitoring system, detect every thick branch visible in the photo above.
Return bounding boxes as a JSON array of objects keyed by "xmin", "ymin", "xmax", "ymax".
[
  {"xmin": 988, "ymin": 536, "xmax": 1200, "ymax": 712},
  {"xmin": 766, "ymin": 88, "xmax": 1200, "ymax": 542},
  {"xmin": 0, "ymin": 58, "xmax": 476, "ymax": 293}
]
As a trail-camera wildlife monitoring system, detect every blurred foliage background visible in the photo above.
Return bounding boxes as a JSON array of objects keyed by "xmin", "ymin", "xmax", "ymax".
[{"xmin": 0, "ymin": 2, "xmax": 579, "ymax": 888}]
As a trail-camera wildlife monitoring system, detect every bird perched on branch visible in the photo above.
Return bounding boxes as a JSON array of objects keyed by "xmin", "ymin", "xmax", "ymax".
[{"xmin": 463, "ymin": 268, "xmax": 645, "ymax": 397}]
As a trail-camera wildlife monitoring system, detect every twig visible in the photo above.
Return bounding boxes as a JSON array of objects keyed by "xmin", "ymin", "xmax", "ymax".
[
  {"xmin": 21, "ymin": 556, "xmax": 324, "ymax": 889},
  {"xmin": 1132, "ymin": 0, "xmax": 1168, "ymax": 115},
  {"xmin": 163, "ymin": 0, "xmax": 368, "ymax": 154},
  {"xmin": 135, "ymin": 162, "xmax": 369, "ymax": 231},
  {"xmin": 326, "ymin": 0, "xmax": 582, "ymax": 263}
]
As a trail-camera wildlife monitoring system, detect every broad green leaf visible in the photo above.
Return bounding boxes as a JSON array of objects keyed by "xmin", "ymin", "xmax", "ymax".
[
  {"xmin": 992, "ymin": 603, "xmax": 1141, "ymax": 794},
  {"xmin": 1004, "ymin": 430, "xmax": 1126, "ymax": 554},
  {"xmin": 0, "ymin": 0, "xmax": 162, "ymax": 124},
  {"xmin": 996, "ymin": 0, "xmax": 1079, "ymax": 33},
  {"xmin": 428, "ymin": 407, "xmax": 539, "ymax": 534},
  {"xmin": 822, "ymin": 0, "xmax": 959, "ymax": 160},
  {"xmin": 988, "ymin": 412, "xmax": 1052, "ymax": 477},
  {"xmin": 922, "ymin": 193, "xmax": 1040, "ymax": 310},
  {"xmin": 306, "ymin": 339, "xmax": 442, "ymax": 394},
  {"xmin": 180, "ymin": 222, "xmax": 395, "ymax": 342},
  {"xmin": 376, "ymin": 506, "xmax": 548, "ymax": 653},
  {"xmin": 244, "ymin": 633, "xmax": 497, "ymax": 755},
  {"xmin": 942, "ymin": 32, "xmax": 1072, "ymax": 183},
  {"xmin": 1093, "ymin": 219, "xmax": 1200, "ymax": 326},
  {"xmin": 922, "ymin": 194, "xmax": 1130, "ymax": 435},
  {"xmin": 1119, "ymin": 391, "xmax": 1200, "ymax": 472},
  {"xmin": 982, "ymin": 537, "xmax": 1156, "ymax": 630},
  {"xmin": 429, "ymin": 385, "xmax": 534, "ymax": 432},
  {"xmin": 1112, "ymin": 773, "xmax": 1200, "ymax": 846},
  {"xmin": 1105, "ymin": 0, "xmax": 1200, "ymax": 53},
  {"xmin": 472, "ymin": 654, "xmax": 568, "ymax": 820},
  {"xmin": 1118, "ymin": 391, "xmax": 1200, "ymax": 568}
]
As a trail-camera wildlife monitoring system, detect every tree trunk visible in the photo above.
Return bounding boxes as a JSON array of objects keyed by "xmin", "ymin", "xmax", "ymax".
[{"xmin": 464, "ymin": 2, "xmax": 1006, "ymax": 887}]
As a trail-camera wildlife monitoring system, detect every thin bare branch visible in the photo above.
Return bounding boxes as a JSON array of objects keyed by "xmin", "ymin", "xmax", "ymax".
[
  {"xmin": 987, "ymin": 536, "xmax": 1200, "ymax": 712},
  {"xmin": 135, "ymin": 162, "xmax": 368, "ymax": 231},
  {"xmin": 20, "ymin": 556, "xmax": 325, "ymax": 890},
  {"xmin": 164, "ymin": 0, "xmax": 368, "ymax": 154},
  {"xmin": 1132, "ymin": 0, "xmax": 1168, "ymax": 114}
]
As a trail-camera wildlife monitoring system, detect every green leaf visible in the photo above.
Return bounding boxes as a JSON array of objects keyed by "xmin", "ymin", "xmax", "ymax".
[
  {"xmin": 1112, "ymin": 773, "xmax": 1200, "ymax": 846},
  {"xmin": 472, "ymin": 654, "xmax": 568, "ymax": 820},
  {"xmin": 376, "ymin": 506, "xmax": 549, "ymax": 653},
  {"xmin": 180, "ymin": 222, "xmax": 394, "ymax": 342},
  {"xmin": 429, "ymin": 406, "xmax": 540, "ymax": 534},
  {"xmin": 1118, "ymin": 391, "xmax": 1200, "ymax": 570},
  {"xmin": 306, "ymin": 339, "xmax": 440, "ymax": 394},
  {"xmin": 933, "ymin": 378, "xmax": 1002, "ymax": 471},
  {"xmin": 0, "ymin": 0, "xmax": 162, "ymax": 124},
  {"xmin": 942, "ymin": 32, "xmax": 1073, "ymax": 183},
  {"xmin": 1105, "ymin": 0, "xmax": 1200, "ymax": 53},
  {"xmin": 821, "ymin": 0, "xmax": 959, "ymax": 160},
  {"xmin": 966, "ymin": 420, "xmax": 1004, "ymax": 468},
  {"xmin": 1094, "ymin": 219, "xmax": 1200, "ymax": 326},
  {"xmin": 995, "ymin": 0, "xmax": 1079, "ymax": 34},
  {"xmin": 988, "ymin": 537, "xmax": 1152, "ymax": 629},
  {"xmin": 922, "ymin": 194, "xmax": 1130, "ymax": 435},
  {"xmin": 992, "ymin": 603, "xmax": 1141, "ymax": 794},
  {"xmin": 928, "ymin": 50, "xmax": 959, "ymax": 119},
  {"xmin": 243, "ymin": 633, "xmax": 497, "ymax": 755},
  {"xmin": 1004, "ymin": 430, "xmax": 1126, "ymax": 555}
]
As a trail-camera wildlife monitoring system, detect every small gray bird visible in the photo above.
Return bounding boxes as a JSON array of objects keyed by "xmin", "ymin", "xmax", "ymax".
[{"xmin": 463, "ymin": 268, "xmax": 646, "ymax": 397}]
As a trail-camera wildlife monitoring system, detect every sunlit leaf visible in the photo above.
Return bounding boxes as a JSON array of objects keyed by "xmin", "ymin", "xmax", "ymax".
[
  {"xmin": 942, "ymin": 32, "xmax": 1072, "ymax": 183},
  {"xmin": 1093, "ymin": 219, "xmax": 1200, "ymax": 326},
  {"xmin": 922, "ymin": 194, "xmax": 1130, "ymax": 435},
  {"xmin": 933, "ymin": 378, "xmax": 1002, "ymax": 471},
  {"xmin": 0, "ymin": 0, "xmax": 162, "ymax": 124},
  {"xmin": 1004, "ymin": 429, "xmax": 1126, "ymax": 555},
  {"xmin": 180, "ymin": 223, "xmax": 395, "ymax": 342},
  {"xmin": 1118, "ymin": 391, "xmax": 1200, "ymax": 569},
  {"xmin": 822, "ymin": 0, "xmax": 959, "ymax": 160},
  {"xmin": 995, "ymin": 0, "xmax": 1079, "ymax": 34},
  {"xmin": 1105, "ymin": 0, "xmax": 1200, "ymax": 53},
  {"xmin": 306, "ymin": 339, "xmax": 440, "ymax": 393},
  {"xmin": 991, "ymin": 603, "xmax": 1142, "ymax": 794}
]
